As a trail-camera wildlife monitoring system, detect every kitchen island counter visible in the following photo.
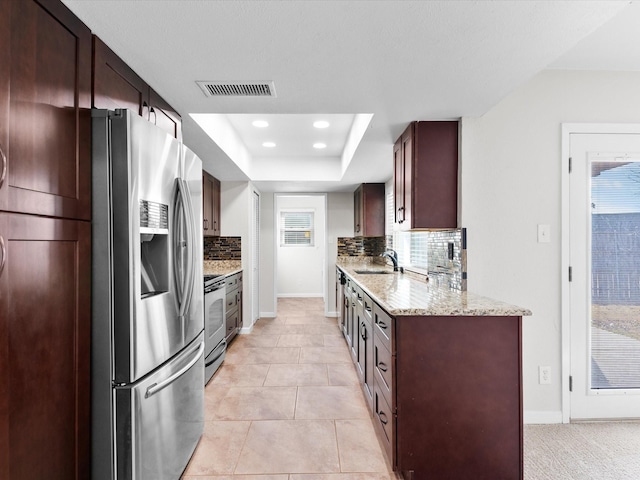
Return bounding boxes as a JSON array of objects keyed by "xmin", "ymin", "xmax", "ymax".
[
  {"xmin": 336, "ymin": 257, "xmax": 530, "ymax": 480},
  {"xmin": 337, "ymin": 259, "xmax": 531, "ymax": 317}
]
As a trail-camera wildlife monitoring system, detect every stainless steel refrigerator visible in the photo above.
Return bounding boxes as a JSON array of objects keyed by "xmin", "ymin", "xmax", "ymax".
[{"xmin": 91, "ymin": 109, "xmax": 204, "ymax": 479}]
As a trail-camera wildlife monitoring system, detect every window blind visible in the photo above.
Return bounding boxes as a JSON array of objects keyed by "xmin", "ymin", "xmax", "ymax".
[{"xmin": 280, "ymin": 211, "xmax": 314, "ymax": 246}]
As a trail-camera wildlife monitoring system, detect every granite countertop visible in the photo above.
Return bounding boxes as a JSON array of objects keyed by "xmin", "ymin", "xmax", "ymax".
[
  {"xmin": 337, "ymin": 259, "xmax": 532, "ymax": 317},
  {"xmin": 203, "ymin": 260, "xmax": 242, "ymax": 277}
]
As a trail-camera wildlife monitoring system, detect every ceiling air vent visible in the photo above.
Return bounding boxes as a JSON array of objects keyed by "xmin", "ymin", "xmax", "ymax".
[{"xmin": 196, "ymin": 81, "xmax": 276, "ymax": 97}]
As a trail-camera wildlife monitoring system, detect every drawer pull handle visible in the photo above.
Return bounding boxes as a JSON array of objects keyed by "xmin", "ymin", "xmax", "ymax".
[
  {"xmin": 0, "ymin": 235, "xmax": 5, "ymax": 276},
  {"xmin": 379, "ymin": 411, "xmax": 388, "ymax": 425},
  {"xmin": 378, "ymin": 320, "xmax": 387, "ymax": 329},
  {"xmin": 378, "ymin": 361, "xmax": 387, "ymax": 372},
  {"xmin": 0, "ymin": 143, "xmax": 6, "ymax": 189}
]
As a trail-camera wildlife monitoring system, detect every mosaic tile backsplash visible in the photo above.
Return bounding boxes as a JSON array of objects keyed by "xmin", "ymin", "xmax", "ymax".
[
  {"xmin": 337, "ymin": 236, "xmax": 386, "ymax": 257},
  {"xmin": 339, "ymin": 229, "xmax": 467, "ymax": 290},
  {"xmin": 204, "ymin": 236, "xmax": 242, "ymax": 260}
]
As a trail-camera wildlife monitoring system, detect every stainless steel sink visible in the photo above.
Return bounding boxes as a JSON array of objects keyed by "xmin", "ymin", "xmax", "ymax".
[{"xmin": 353, "ymin": 269, "xmax": 391, "ymax": 275}]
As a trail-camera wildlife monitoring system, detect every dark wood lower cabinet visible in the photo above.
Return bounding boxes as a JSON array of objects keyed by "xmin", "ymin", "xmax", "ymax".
[
  {"xmin": 0, "ymin": 212, "xmax": 91, "ymax": 479},
  {"xmin": 338, "ymin": 268, "xmax": 523, "ymax": 480},
  {"xmin": 391, "ymin": 314, "xmax": 523, "ymax": 480}
]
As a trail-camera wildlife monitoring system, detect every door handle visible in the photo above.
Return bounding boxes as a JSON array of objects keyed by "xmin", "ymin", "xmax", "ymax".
[
  {"xmin": 145, "ymin": 342, "xmax": 204, "ymax": 398},
  {"xmin": 378, "ymin": 361, "xmax": 387, "ymax": 372},
  {"xmin": 377, "ymin": 320, "xmax": 387, "ymax": 329}
]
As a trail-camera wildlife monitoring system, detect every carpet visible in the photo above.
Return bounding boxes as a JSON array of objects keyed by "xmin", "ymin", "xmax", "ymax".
[{"xmin": 524, "ymin": 422, "xmax": 640, "ymax": 479}]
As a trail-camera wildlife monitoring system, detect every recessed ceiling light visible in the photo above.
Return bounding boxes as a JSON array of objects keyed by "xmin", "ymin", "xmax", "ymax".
[
  {"xmin": 313, "ymin": 142, "xmax": 327, "ymax": 149},
  {"xmin": 252, "ymin": 120, "xmax": 269, "ymax": 128},
  {"xmin": 262, "ymin": 141, "xmax": 276, "ymax": 148},
  {"xmin": 313, "ymin": 120, "xmax": 330, "ymax": 129}
]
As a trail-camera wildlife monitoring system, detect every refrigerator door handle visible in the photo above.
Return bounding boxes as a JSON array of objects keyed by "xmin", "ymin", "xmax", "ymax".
[
  {"xmin": 145, "ymin": 341, "xmax": 204, "ymax": 399},
  {"xmin": 181, "ymin": 178, "xmax": 197, "ymax": 316},
  {"xmin": 175, "ymin": 178, "xmax": 195, "ymax": 324}
]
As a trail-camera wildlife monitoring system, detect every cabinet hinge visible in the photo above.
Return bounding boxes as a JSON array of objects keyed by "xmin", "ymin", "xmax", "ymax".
[
  {"xmin": 569, "ymin": 375, "xmax": 573, "ymax": 392},
  {"xmin": 569, "ymin": 157, "xmax": 572, "ymax": 173},
  {"xmin": 568, "ymin": 266, "xmax": 573, "ymax": 282}
]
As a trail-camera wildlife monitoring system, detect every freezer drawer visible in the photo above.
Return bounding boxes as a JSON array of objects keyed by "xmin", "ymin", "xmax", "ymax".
[{"xmin": 114, "ymin": 335, "xmax": 204, "ymax": 479}]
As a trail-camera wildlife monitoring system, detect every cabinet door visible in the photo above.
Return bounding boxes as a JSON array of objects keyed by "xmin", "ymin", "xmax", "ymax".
[
  {"xmin": 354, "ymin": 185, "xmax": 363, "ymax": 235},
  {"xmin": 393, "ymin": 138, "xmax": 404, "ymax": 225},
  {"xmin": 0, "ymin": 212, "xmax": 91, "ymax": 479},
  {"xmin": 399, "ymin": 126, "xmax": 413, "ymax": 230},
  {"xmin": 202, "ymin": 172, "xmax": 214, "ymax": 235},
  {"xmin": 92, "ymin": 35, "xmax": 148, "ymax": 116},
  {"xmin": 211, "ymin": 176, "xmax": 221, "ymax": 236},
  {"xmin": 361, "ymin": 184, "xmax": 385, "ymax": 236},
  {"xmin": 412, "ymin": 121, "xmax": 458, "ymax": 228},
  {"xmin": 149, "ymin": 88, "xmax": 183, "ymax": 141},
  {"xmin": 203, "ymin": 172, "xmax": 221, "ymax": 237},
  {"xmin": 0, "ymin": 0, "xmax": 91, "ymax": 220}
]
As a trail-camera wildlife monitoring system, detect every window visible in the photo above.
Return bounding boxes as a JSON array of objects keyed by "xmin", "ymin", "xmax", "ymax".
[{"xmin": 280, "ymin": 210, "xmax": 314, "ymax": 246}]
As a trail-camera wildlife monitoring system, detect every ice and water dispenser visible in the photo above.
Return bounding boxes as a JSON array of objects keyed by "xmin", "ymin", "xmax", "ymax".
[{"xmin": 139, "ymin": 199, "xmax": 169, "ymax": 298}]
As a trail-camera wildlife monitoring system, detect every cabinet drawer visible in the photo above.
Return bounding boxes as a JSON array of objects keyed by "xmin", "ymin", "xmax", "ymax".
[
  {"xmin": 363, "ymin": 293, "xmax": 374, "ymax": 323},
  {"xmin": 373, "ymin": 379, "xmax": 395, "ymax": 466},
  {"xmin": 373, "ymin": 303, "xmax": 394, "ymax": 354},
  {"xmin": 354, "ymin": 285, "xmax": 364, "ymax": 309},
  {"xmin": 374, "ymin": 338, "xmax": 393, "ymax": 409},
  {"xmin": 226, "ymin": 274, "xmax": 239, "ymax": 289},
  {"xmin": 226, "ymin": 291, "xmax": 238, "ymax": 311}
]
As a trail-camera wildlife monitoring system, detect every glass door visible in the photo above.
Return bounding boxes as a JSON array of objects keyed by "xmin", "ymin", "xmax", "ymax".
[{"xmin": 569, "ymin": 132, "xmax": 640, "ymax": 419}]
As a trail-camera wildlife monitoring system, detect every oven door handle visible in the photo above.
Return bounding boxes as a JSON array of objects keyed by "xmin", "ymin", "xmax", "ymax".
[{"xmin": 205, "ymin": 340, "xmax": 226, "ymax": 367}]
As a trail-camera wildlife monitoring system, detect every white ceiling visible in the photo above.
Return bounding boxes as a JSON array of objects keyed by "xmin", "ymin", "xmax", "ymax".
[{"xmin": 61, "ymin": 0, "xmax": 640, "ymax": 193}]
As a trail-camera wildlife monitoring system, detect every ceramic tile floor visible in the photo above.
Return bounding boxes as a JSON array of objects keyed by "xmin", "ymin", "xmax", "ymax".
[{"xmin": 182, "ymin": 297, "xmax": 399, "ymax": 480}]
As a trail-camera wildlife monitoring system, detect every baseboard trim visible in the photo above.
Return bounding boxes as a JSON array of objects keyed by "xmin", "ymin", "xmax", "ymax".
[
  {"xmin": 326, "ymin": 311, "xmax": 338, "ymax": 317},
  {"xmin": 277, "ymin": 293, "xmax": 324, "ymax": 298},
  {"xmin": 524, "ymin": 411, "xmax": 564, "ymax": 424},
  {"xmin": 259, "ymin": 312, "xmax": 276, "ymax": 318},
  {"xmin": 238, "ymin": 325, "xmax": 253, "ymax": 334}
]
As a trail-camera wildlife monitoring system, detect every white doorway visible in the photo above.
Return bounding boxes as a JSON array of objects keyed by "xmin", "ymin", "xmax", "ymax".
[
  {"xmin": 563, "ymin": 125, "xmax": 640, "ymax": 421},
  {"xmin": 274, "ymin": 194, "xmax": 327, "ymax": 310},
  {"xmin": 252, "ymin": 189, "xmax": 260, "ymax": 327}
]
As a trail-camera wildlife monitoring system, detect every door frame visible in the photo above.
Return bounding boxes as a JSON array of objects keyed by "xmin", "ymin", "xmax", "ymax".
[
  {"xmin": 272, "ymin": 193, "xmax": 328, "ymax": 316},
  {"xmin": 561, "ymin": 123, "xmax": 640, "ymax": 423}
]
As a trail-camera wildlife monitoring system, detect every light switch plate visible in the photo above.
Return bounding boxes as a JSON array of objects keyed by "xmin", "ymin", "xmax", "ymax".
[{"xmin": 537, "ymin": 224, "xmax": 550, "ymax": 243}]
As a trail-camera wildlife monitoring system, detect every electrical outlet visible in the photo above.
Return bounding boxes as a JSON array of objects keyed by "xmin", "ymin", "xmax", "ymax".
[{"xmin": 539, "ymin": 366, "xmax": 551, "ymax": 385}]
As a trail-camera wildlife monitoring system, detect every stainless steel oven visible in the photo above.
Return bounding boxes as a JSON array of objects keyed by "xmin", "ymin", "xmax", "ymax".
[{"xmin": 204, "ymin": 275, "xmax": 226, "ymax": 384}]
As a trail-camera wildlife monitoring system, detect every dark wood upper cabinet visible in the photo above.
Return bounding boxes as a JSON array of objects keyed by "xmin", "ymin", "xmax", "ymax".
[
  {"xmin": 354, "ymin": 183, "xmax": 385, "ymax": 237},
  {"xmin": 93, "ymin": 36, "xmax": 182, "ymax": 140},
  {"xmin": 92, "ymin": 35, "xmax": 147, "ymax": 115},
  {"xmin": 0, "ymin": 212, "xmax": 91, "ymax": 480},
  {"xmin": 203, "ymin": 171, "xmax": 221, "ymax": 236},
  {"xmin": 0, "ymin": 0, "xmax": 92, "ymax": 221},
  {"xmin": 394, "ymin": 121, "xmax": 459, "ymax": 230},
  {"xmin": 149, "ymin": 88, "xmax": 183, "ymax": 142}
]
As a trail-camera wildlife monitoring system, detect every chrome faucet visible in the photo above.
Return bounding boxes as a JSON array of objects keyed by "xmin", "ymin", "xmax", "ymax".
[{"xmin": 381, "ymin": 249, "xmax": 399, "ymax": 271}]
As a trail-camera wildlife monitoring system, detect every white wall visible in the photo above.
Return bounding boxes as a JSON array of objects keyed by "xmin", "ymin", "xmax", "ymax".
[
  {"xmin": 259, "ymin": 192, "xmax": 353, "ymax": 316},
  {"xmin": 326, "ymin": 192, "xmax": 355, "ymax": 315},
  {"xmin": 276, "ymin": 195, "xmax": 326, "ymax": 297},
  {"xmin": 460, "ymin": 69, "xmax": 640, "ymax": 423},
  {"xmin": 220, "ymin": 181, "xmax": 258, "ymax": 330}
]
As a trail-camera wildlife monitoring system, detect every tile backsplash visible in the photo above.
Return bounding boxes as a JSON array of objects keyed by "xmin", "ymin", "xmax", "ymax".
[
  {"xmin": 204, "ymin": 236, "xmax": 242, "ymax": 260},
  {"xmin": 337, "ymin": 236, "xmax": 386, "ymax": 257},
  {"xmin": 392, "ymin": 228, "xmax": 467, "ymax": 290},
  {"xmin": 339, "ymin": 229, "xmax": 467, "ymax": 290}
]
